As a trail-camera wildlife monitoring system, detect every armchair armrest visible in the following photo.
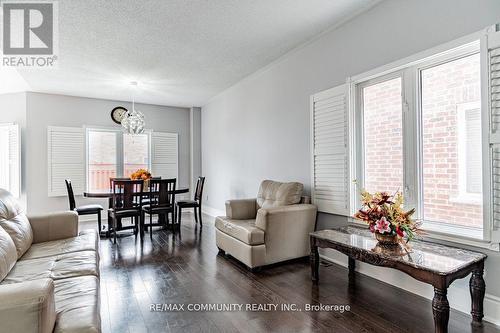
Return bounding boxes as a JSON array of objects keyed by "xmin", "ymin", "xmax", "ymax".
[
  {"xmin": 28, "ymin": 211, "xmax": 79, "ymax": 244},
  {"xmin": 0, "ymin": 278, "xmax": 56, "ymax": 333},
  {"xmin": 225, "ymin": 199, "xmax": 257, "ymax": 220},
  {"xmin": 255, "ymin": 204, "xmax": 317, "ymax": 262}
]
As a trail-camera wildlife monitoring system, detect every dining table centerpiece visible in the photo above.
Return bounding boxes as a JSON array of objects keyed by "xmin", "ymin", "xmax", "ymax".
[
  {"xmin": 130, "ymin": 168, "xmax": 152, "ymax": 187},
  {"xmin": 354, "ymin": 190, "xmax": 421, "ymax": 247}
]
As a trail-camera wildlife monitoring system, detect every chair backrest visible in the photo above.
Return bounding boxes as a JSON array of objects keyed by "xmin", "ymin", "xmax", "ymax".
[
  {"xmin": 256, "ymin": 180, "xmax": 303, "ymax": 209},
  {"xmin": 65, "ymin": 179, "xmax": 76, "ymax": 210},
  {"xmin": 148, "ymin": 178, "xmax": 176, "ymax": 207},
  {"xmin": 111, "ymin": 180, "xmax": 143, "ymax": 211},
  {"xmin": 109, "ymin": 177, "xmax": 130, "ymax": 190},
  {"xmin": 194, "ymin": 177, "xmax": 205, "ymax": 203}
]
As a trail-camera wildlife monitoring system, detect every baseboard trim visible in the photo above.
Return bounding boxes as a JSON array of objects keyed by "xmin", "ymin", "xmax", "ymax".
[
  {"xmin": 319, "ymin": 253, "xmax": 500, "ymax": 327},
  {"xmin": 202, "ymin": 205, "xmax": 225, "ymax": 217}
]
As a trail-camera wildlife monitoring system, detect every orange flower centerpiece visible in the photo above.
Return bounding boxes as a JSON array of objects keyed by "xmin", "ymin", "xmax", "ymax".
[
  {"xmin": 354, "ymin": 190, "xmax": 421, "ymax": 247},
  {"xmin": 130, "ymin": 168, "xmax": 152, "ymax": 186}
]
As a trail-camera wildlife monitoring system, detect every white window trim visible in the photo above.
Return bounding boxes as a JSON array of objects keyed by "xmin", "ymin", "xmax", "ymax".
[
  {"xmin": 85, "ymin": 126, "xmax": 152, "ymax": 191},
  {"xmin": 348, "ymin": 27, "xmax": 498, "ymax": 250}
]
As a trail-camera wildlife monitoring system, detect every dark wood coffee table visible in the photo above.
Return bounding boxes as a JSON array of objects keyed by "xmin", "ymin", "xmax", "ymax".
[{"xmin": 310, "ymin": 226, "xmax": 487, "ymax": 333}]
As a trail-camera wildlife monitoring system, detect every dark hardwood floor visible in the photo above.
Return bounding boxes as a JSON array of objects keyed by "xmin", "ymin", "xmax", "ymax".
[{"xmin": 80, "ymin": 214, "xmax": 500, "ymax": 333}]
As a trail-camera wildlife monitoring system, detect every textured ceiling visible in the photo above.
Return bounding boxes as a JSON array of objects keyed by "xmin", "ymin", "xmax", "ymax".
[{"xmin": 11, "ymin": 0, "xmax": 378, "ymax": 107}]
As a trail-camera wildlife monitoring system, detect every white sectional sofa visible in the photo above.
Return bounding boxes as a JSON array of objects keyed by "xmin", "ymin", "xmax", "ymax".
[{"xmin": 0, "ymin": 189, "xmax": 100, "ymax": 333}]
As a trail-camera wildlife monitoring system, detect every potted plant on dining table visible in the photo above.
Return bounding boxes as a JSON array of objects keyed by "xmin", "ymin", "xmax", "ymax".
[{"xmin": 130, "ymin": 168, "xmax": 152, "ymax": 188}]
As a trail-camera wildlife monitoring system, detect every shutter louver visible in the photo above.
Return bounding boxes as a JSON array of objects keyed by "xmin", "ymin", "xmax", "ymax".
[
  {"xmin": 8, "ymin": 124, "xmax": 20, "ymax": 197},
  {"xmin": 47, "ymin": 126, "xmax": 84, "ymax": 197},
  {"xmin": 152, "ymin": 132, "xmax": 178, "ymax": 179},
  {"xmin": 0, "ymin": 124, "xmax": 20, "ymax": 197},
  {"xmin": 487, "ymin": 30, "xmax": 500, "ymax": 241},
  {"xmin": 311, "ymin": 84, "xmax": 349, "ymax": 215}
]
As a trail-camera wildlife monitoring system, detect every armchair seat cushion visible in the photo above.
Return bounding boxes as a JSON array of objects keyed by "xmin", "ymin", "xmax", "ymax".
[
  {"xmin": 215, "ymin": 216, "xmax": 264, "ymax": 245},
  {"xmin": 20, "ymin": 230, "xmax": 98, "ymax": 261},
  {"xmin": 53, "ymin": 276, "xmax": 100, "ymax": 333},
  {"xmin": 1, "ymin": 250, "xmax": 99, "ymax": 284}
]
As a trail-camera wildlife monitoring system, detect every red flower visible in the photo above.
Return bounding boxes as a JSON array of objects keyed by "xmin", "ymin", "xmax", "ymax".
[{"xmin": 396, "ymin": 227, "xmax": 404, "ymax": 237}]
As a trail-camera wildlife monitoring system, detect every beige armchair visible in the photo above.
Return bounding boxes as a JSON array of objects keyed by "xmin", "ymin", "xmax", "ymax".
[{"xmin": 215, "ymin": 180, "xmax": 317, "ymax": 269}]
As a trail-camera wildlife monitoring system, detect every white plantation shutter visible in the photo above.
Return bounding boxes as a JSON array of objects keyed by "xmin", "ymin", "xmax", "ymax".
[
  {"xmin": 47, "ymin": 126, "xmax": 84, "ymax": 196},
  {"xmin": 486, "ymin": 29, "xmax": 500, "ymax": 241},
  {"xmin": 151, "ymin": 132, "xmax": 178, "ymax": 179},
  {"xmin": 0, "ymin": 124, "xmax": 20, "ymax": 197},
  {"xmin": 310, "ymin": 84, "xmax": 349, "ymax": 215}
]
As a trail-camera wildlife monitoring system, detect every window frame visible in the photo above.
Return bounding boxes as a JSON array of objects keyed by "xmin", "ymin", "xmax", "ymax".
[
  {"xmin": 85, "ymin": 126, "xmax": 151, "ymax": 191},
  {"xmin": 354, "ymin": 70, "xmax": 407, "ymax": 202},
  {"xmin": 349, "ymin": 31, "xmax": 497, "ymax": 249}
]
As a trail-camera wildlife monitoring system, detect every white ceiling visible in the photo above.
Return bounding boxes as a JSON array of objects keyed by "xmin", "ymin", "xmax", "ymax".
[{"xmin": 10, "ymin": 0, "xmax": 379, "ymax": 107}]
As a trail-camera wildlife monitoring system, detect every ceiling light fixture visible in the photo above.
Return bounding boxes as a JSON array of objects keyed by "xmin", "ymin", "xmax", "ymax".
[{"xmin": 122, "ymin": 81, "xmax": 145, "ymax": 134}]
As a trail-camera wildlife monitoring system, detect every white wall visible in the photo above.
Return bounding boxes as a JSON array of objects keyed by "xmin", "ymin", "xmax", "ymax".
[
  {"xmin": 24, "ymin": 92, "xmax": 190, "ymax": 215},
  {"xmin": 201, "ymin": 0, "xmax": 500, "ymax": 324}
]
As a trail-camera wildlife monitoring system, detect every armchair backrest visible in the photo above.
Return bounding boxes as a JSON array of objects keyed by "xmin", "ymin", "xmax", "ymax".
[{"xmin": 256, "ymin": 180, "xmax": 303, "ymax": 209}]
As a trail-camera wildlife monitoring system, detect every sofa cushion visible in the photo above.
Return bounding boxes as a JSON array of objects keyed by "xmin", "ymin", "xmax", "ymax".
[
  {"xmin": 0, "ymin": 278, "xmax": 56, "ymax": 333},
  {"xmin": 20, "ymin": 230, "xmax": 98, "ymax": 261},
  {"xmin": 0, "ymin": 226, "xmax": 17, "ymax": 282},
  {"xmin": 0, "ymin": 189, "xmax": 33, "ymax": 258},
  {"xmin": 215, "ymin": 216, "xmax": 265, "ymax": 245},
  {"xmin": 256, "ymin": 180, "xmax": 303, "ymax": 209},
  {"xmin": 1, "ymin": 250, "xmax": 99, "ymax": 284},
  {"xmin": 53, "ymin": 276, "xmax": 101, "ymax": 333}
]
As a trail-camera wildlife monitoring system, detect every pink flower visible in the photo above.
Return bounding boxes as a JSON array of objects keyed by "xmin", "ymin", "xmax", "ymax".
[{"xmin": 374, "ymin": 217, "xmax": 391, "ymax": 234}]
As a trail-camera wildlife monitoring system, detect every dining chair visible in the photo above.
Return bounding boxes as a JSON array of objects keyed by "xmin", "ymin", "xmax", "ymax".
[
  {"xmin": 65, "ymin": 179, "xmax": 103, "ymax": 232},
  {"xmin": 176, "ymin": 176, "xmax": 205, "ymax": 227},
  {"xmin": 141, "ymin": 178, "xmax": 176, "ymax": 239},
  {"xmin": 108, "ymin": 179, "xmax": 143, "ymax": 243}
]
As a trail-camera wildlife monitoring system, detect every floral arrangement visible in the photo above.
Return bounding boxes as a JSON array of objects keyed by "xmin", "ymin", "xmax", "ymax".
[
  {"xmin": 130, "ymin": 168, "xmax": 152, "ymax": 180},
  {"xmin": 354, "ymin": 190, "xmax": 421, "ymax": 244}
]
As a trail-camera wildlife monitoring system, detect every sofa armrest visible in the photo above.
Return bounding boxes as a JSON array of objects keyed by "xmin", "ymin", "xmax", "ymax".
[
  {"xmin": 28, "ymin": 211, "xmax": 79, "ymax": 244},
  {"xmin": 225, "ymin": 199, "xmax": 257, "ymax": 220},
  {"xmin": 0, "ymin": 278, "xmax": 56, "ymax": 333}
]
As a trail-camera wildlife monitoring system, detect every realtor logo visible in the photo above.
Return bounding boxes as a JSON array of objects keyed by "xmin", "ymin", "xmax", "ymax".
[{"xmin": 1, "ymin": 1, "xmax": 58, "ymax": 67}]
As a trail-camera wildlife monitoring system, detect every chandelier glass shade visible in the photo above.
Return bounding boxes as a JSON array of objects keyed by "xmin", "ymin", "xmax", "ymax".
[
  {"xmin": 122, "ymin": 82, "xmax": 145, "ymax": 134},
  {"xmin": 121, "ymin": 107, "xmax": 145, "ymax": 134}
]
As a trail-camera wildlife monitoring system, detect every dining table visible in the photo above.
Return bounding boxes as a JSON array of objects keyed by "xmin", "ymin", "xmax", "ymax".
[{"xmin": 83, "ymin": 187, "xmax": 189, "ymax": 237}]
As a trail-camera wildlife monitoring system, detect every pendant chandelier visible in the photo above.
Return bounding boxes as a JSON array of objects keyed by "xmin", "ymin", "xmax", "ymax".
[{"xmin": 122, "ymin": 81, "xmax": 145, "ymax": 134}]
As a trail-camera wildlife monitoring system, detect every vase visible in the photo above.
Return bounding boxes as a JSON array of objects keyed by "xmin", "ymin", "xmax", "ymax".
[{"xmin": 375, "ymin": 232, "xmax": 399, "ymax": 246}]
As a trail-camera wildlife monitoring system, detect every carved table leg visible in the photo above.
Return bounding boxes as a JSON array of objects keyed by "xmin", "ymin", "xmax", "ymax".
[
  {"xmin": 432, "ymin": 288, "xmax": 450, "ymax": 333},
  {"xmin": 348, "ymin": 257, "xmax": 355, "ymax": 285},
  {"xmin": 470, "ymin": 261, "xmax": 485, "ymax": 326},
  {"xmin": 311, "ymin": 238, "xmax": 319, "ymax": 284}
]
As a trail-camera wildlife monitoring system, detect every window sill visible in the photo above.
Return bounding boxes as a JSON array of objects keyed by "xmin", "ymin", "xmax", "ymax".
[{"xmin": 347, "ymin": 217, "xmax": 499, "ymax": 252}]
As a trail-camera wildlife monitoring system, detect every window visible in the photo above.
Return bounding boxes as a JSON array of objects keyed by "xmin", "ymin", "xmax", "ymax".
[
  {"xmin": 87, "ymin": 130, "xmax": 118, "ymax": 192},
  {"xmin": 0, "ymin": 124, "xmax": 20, "ymax": 197},
  {"xmin": 360, "ymin": 76, "xmax": 404, "ymax": 194},
  {"xmin": 123, "ymin": 133, "xmax": 149, "ymax": 176},
  {"xmin": 353, "ymin": 41, "xmax": 485, "ymax": 240},
  {"xmin": 420, "ymin": 53, "xmax": 483, "ymax": 233},
  {"xmin": 86, "ymin": 129, "xmax": 150, "ymax": 191}
]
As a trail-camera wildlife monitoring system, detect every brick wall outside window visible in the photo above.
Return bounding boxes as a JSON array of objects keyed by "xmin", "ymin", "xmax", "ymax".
[{"xmin": 362, "ymin": 53, "xmax": 483, "ymax": 228}]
